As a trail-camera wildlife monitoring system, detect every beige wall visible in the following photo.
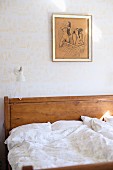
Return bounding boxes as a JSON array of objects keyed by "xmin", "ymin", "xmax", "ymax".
[{"xmin": 0, "ymin": 0, "xmax": 113, "ymax": 169}]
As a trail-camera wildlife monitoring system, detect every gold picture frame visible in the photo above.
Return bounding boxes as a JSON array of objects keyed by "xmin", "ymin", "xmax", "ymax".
[{"xmin": 52, "ymin": 14, "xmax": 92, "ymax": 62}]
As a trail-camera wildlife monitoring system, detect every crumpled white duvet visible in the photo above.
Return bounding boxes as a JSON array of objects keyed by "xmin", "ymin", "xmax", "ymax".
[{"xmin": 7, "ymin": 125, "xmax": 113, "ymax": 170}]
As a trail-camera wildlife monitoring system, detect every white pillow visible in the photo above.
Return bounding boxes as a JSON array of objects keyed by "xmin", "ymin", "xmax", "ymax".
[
  {"xmin": 5, "ymin": 122, "xmax": 51, "ymax": 150},
  {"xmin": 104, "ymin": 116, "xmax": 113, "ymax": 126},
  {"xmin": 51, "ymin": 120, "xmax": 83, "ymax": 131},
  {"xmin": 81, "ymin": 116, "xmax": 93, "ymax": 128},
  {"xmin": 9, "ymin": 123, "xmax": 51, "ymax": 134},
  {"xmin": 91, "ymin": 118, "xmax": 113, "ymax": 140}
]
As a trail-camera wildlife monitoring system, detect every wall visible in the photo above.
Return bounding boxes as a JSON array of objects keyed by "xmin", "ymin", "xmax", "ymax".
[{"xmin": 0, "ymin": 0, "xmax": 113, "ymax": 169}]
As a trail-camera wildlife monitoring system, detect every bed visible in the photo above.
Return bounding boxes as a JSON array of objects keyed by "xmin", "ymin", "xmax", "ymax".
[{"xmin": 4, "ymin": 95, "xmax": 113, "ymax": 170}]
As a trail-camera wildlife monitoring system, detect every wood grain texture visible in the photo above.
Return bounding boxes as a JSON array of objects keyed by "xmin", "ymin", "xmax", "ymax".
[
  {"xmin": 22, "ymin": 166, "xmax": 33, "ymax": 170},
  {"xmin": 5, "ymin": 95, "xmax": 113, "ymax": 130}
]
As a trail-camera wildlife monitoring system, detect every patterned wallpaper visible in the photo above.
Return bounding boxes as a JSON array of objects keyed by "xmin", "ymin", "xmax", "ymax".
[{"xmin": 0, "ymin": 0, "xmax": 113, "ymax": 169}]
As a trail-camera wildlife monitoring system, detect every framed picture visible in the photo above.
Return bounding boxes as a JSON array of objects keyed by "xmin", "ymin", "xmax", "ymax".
[{"xmin": 52, "ymin": 14, "xmax": 92, "ymax": 62}]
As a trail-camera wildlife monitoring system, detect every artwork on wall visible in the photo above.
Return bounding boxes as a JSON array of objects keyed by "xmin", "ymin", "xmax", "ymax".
[{"xmin": 52, "ymin": 14, "xmax": 92, "ymax": 62}]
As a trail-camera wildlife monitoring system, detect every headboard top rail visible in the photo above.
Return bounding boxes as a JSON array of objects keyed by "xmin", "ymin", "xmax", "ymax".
[{"xmin": 5, "ymin": 95, "xmax": 113, "ymax": 104}]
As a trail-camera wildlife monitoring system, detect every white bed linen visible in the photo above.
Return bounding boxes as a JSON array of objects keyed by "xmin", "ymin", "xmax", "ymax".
[
  {"xmin": 6, "ymin": 124, "xmax": 113, "ymax": 170},
  {"xmin": 5, "ymin": 123, "xmax": 52, "ymax": 150},
  {"xmin": 91, "ymin": 118, "xmax": 113, "ymax": 140},
  {"xmin": 104, "ymin": 116, "xmax": 113, "ymax": 125},
  {"xmin": 51, "ymin": 120, "xmax": 83, "ymax": 131}
]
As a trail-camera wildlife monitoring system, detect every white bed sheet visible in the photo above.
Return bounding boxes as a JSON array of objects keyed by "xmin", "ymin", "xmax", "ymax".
[{"xmin": 6, "ymin": 124, "xmax": 113, "ymax": 170}]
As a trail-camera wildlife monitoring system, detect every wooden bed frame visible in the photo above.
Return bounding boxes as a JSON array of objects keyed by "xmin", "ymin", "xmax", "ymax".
[{"xmin": 4, "ymin": 95, "xmax": 113, "ymax": 170}]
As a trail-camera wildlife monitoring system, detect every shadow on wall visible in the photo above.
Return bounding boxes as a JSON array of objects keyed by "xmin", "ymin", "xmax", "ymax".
[{"xmin": 0, "ymin": 97, "xmax": 6, "ymax": 170}]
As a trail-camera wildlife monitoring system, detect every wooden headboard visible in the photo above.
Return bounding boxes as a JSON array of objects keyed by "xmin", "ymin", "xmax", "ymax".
[{"xmin": 4, "ymin": 95, "xmax": 113, "ymax": 138}]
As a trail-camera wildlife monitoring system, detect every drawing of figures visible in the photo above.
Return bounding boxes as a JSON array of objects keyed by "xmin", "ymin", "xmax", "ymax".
[
  {"xmin": 76, "ymin": 28, "xmax": 84, "ymax": 46},
  {"xmin": 59, "ymin": 21, "xmax": 72, "ymax": 47},
  {"xmin": 59, "ymin": 21, "xmax": 85, "ymax": 58},
  {"xmin": 67, "ymin": 21, "xmax": 71, "ymax": 37},
  {"xmin": 72, "ymin": 29, "xmax": 78, "ymax": 45}
]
